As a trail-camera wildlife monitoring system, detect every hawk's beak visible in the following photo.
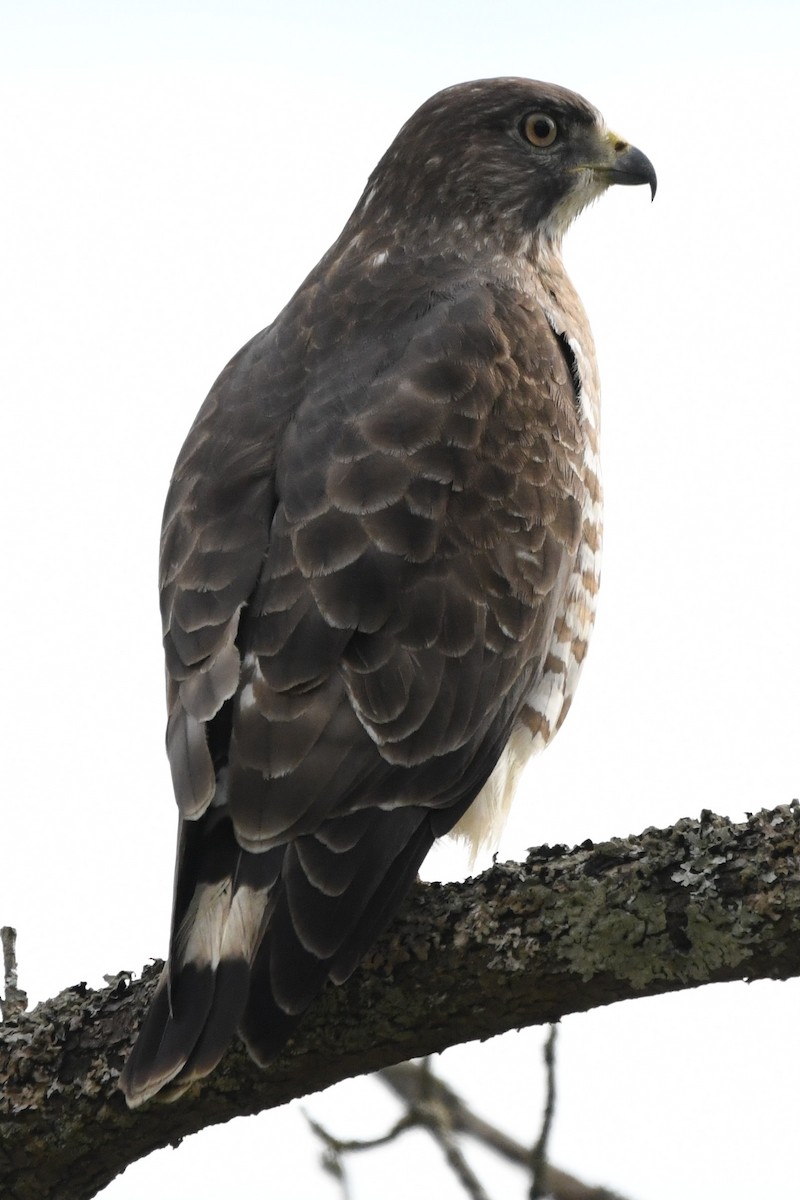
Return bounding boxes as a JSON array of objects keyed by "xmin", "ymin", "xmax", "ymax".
[{"xmin": 599, "ymin": 133, "xmax": 657, "ymax": 200}]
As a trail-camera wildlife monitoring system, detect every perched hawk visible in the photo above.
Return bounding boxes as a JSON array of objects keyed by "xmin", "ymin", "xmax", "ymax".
[{"xmin": 120, "ymin": 78, "xmax": 655, "ymax": 1107}]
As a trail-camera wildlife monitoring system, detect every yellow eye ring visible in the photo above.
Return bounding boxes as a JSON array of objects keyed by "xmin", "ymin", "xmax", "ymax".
[{"xmin": 522, "ymin": 113, "xmax": 558, "ymax": 147}]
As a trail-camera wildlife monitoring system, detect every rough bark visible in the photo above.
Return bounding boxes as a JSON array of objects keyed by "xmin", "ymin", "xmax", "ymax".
[{"xmin": 1, "ymin": 804, "xmax": 798, "ymax": 1200}]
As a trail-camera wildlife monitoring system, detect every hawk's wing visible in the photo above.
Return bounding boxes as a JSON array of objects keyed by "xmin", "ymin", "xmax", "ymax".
[{"xmin": 121, "ymin": 269, "xmax": 585, "ymax": 1104}]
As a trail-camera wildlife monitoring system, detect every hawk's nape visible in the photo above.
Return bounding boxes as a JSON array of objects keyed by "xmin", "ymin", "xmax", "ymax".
[{"xmin": 119, "ymin": 77, "xmax": 655, "ymax": 1107}]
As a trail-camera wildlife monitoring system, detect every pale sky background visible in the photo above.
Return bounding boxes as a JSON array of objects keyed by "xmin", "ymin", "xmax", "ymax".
[{"xmin": 2, "ymin": 2, "xmax": 799, "ymax": 1198}]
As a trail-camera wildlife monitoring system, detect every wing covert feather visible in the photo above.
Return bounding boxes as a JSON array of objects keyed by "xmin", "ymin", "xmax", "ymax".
[{"xmin": 224, "ymin": 279, "xmax": 586, "ymax": 838}]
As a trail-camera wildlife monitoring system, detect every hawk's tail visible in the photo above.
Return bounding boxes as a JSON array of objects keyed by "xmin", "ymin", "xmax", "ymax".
[
  {"xmin": 118, "ymin": 814, "xmax": 282, "ymax": 1107},
  {"xmin": 119, "ymin": 806, "xmax": 435, "ymax": 1107}
]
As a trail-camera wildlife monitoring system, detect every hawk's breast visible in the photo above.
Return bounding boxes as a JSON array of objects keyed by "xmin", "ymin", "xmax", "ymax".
[{"xmin": 452, "ymin": 250, "xmax": 603, "ymax": 858}]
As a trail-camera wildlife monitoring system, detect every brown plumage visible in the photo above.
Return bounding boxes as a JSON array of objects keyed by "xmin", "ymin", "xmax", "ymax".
[{"xmin": 120, "ymin": 77, "xmax": 655, "ymax": 1107}]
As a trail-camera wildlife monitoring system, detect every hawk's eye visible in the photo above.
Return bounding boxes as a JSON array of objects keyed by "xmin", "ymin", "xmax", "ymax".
[{"xmin": 522, "ymin": 113, "xmax": 558, "ymax": 147}]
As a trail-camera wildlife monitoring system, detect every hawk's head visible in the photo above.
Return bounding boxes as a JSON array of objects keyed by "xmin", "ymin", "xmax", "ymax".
[{"xmin": 352, "ymin": 77, "xmax": 655, "ymax": 252}]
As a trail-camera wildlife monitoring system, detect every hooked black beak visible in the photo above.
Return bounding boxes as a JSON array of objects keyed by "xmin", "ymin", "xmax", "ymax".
[{"xmin": 603, "ymin": 140, "xmax": 657, "ymax": 200}]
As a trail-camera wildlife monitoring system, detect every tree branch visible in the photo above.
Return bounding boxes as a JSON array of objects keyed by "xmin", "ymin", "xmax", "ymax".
[
  {"xmin": 529, "ymin": 1025, "xmax": 558, "ymax": 1199},
  {"xmin": 1, "ymin": 928, "xmax": 28, "ymax": 1023},
  {"xmin": 1, "ymin": 805, "xmax": 798, "ymax": 1200},
  {"xmin": 379, "ymin": 1060, "xmax": 631, "ymax": 1200}
]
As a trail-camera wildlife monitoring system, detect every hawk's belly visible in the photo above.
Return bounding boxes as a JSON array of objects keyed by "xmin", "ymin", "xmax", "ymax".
[{"xmin": 451, "ymin": 472, "xmax": 602, "ymax": 860}]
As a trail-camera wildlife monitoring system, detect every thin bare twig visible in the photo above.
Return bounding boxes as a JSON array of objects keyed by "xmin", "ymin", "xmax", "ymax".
[
  {"xmin": 432, "ymin": 1118, "xmax": 492, "ymax": 1200},
  {"xmin": 1, "ymin": 925, "xmax": 28, "ymax": 1021},
  {"xmin": 405, "ymin": 1058, "xmax": 491, "ymax": 1200},
  {"xmin": 304, "ymin": 1111, "xmax": 358, "ymax": 1200},
  {"xmin": 306, "ymin": 1061, "xmax": 493, "ymax": 1200},
  {"xmin": 305, "ymin": 1108, "xmax": 420, "ymax": 1155},
  {"xmin": 530, "ymin": 1025, "xmax": 559, "ymax": 1198}
]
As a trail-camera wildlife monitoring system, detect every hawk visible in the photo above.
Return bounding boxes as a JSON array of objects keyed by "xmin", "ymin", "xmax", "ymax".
[{"xmin": 120, "ymin": 78, "xmax": 655, "ymax": 1107}]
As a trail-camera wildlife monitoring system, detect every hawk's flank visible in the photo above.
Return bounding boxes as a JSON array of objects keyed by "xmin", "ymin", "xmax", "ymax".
[{"xmin": 120, "ymin": 77, "xmax": 655, "ymax": 1107}]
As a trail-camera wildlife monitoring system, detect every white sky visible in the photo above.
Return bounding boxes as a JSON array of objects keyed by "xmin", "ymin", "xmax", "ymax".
[{"xmin": 2, "ymin": 2, "xmax": 799, "ymax": 1198}]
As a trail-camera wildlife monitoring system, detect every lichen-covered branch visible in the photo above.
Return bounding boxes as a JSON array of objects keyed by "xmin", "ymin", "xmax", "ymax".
[{"xmin": 1, "ymin": 805, "xmax": 798, "ymax": 1200}]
